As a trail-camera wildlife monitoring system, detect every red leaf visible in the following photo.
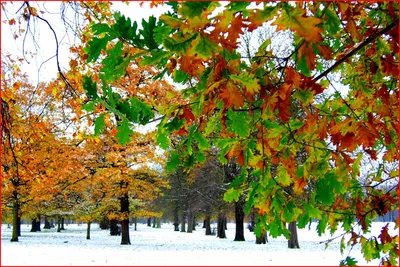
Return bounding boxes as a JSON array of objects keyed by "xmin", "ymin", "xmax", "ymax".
[
  {"xmin": 378, "ymin": 224, "xmax": 393, "ymax": 244},
  {"xmin": 182, "ymin": 108, "xmax": 195, "ymax": 123},
  {"xmin": 277, "ymin": 97, "xmax": 291, "ymax": 122}
]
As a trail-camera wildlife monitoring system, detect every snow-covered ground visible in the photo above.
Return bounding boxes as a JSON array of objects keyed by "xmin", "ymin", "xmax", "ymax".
[{"xmin": 1, "ymin": 221, "xmax": 396, "ymax": 266}]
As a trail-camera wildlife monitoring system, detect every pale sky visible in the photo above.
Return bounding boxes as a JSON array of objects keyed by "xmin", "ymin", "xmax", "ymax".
[{"xmin": 1, "ymin": 2, "xmax": 170, "ymax": 85}]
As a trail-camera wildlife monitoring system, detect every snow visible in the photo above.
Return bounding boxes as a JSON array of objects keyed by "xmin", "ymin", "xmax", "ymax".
[{"xmin": 1, "ymin": 222, "xmax": 396, "ymax": 266}]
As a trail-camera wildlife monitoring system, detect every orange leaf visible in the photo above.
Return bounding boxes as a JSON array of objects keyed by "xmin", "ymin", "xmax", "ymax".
[
  {"xmin": 182, "ymin": 107, "xmax": 195, "ymax": 123},
  {"xmin": 9, "ymin": 18, "xmax": 16, "ymax": 25},
  {"xmin": 218, "ymin": 80, "xmax": 244, "ymax": 108},
  {"xmin": 293, "ymin": 178, "xmax": 307, "ymax": 195}
]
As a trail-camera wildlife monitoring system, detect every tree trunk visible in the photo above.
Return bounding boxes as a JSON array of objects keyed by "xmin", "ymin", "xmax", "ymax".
[
  {"xmin": 57, "ymin": 216, "xmax": 61, "ymax": 232},
  {"xmin": 234, "ymin": 199, "xmax": 245, "ymax": 241},
  {"xmin": 147, "ymin": 217, "xmax": 151, "ymax": 227},
  {"xmin": 99, "ymin": 215, "xmax": 110, "ymax": 230},
  {"xmin": 30, "ymin": 218, "xmax": 41, "ymax": 232},
  {"xmin": 256, "ymin": 231, "xmax": 267, "ymax": 244},
  {"xmin": 120, "ymin": 193, "xmax": 131, "ymax": 245},
  {"xmin": 204, "ymin": 214, "xmax": 212, "ymax": 235},
  {"xmin": 180, "ymin": 211, "xmax": 186, "ymax": 232},
  {"xmin": 217, "ymin": 213, "xmax": 226, "ymax": 239},
  {"xmin": 110, "ymin": 219, "xmax": 120, "ymax": 236},
  {"xmin": 16, "ymin": 200, "xmax": 21, "ymax": 236},
  {"xmin": 60, "ymin": 217, "xmax": 65, "ymax": 230},
  {"xmin": 156, "ymin": 218, "xmax": 161, "ymax": 228},
  {"xmin": 173, "ymin": 205, "xmax": 179, "ymax": 231},
  {"xmin": 152, "ymin": 217, "xmax": 156, "ymax": 228},
  {"xmin": 44, "ymin": 217, "xmax": 51, "ymax": 229},
  {"xmin": 11, "ymin": 198, "xmax": 19, "ymax": 242},
  {"xmin": 192, "ymin": 216, "xmax": 196, "ymax": 231},
  {"xmin": 133, "ymin": 217, "xmax": 137, "ymax": 231},
  {"xmin": 187, "ymin": 211, "xmax": 194, "ymax": 233},
  {"xmin": 86, "ymin": 222, "xmax": 91, "ymax": 240},
  {"xmin": 288, "ymin": 221, "xmax": 300, "ymax": 249}
]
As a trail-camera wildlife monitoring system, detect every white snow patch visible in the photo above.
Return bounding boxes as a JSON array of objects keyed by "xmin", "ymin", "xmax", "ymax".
[{"xmin": 1, "ymin": 222, "xmax": 396, "ymax": 266}]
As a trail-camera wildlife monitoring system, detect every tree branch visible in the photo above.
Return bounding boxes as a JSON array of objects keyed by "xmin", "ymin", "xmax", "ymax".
[{"xmin": 313, "ymin": 22, "xmax": 397, "ymax": 82}]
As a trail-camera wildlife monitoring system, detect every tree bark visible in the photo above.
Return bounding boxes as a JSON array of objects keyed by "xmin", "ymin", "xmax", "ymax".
[
  {"xmin": 180, "ymin": 211, "xmax": 186, "ymax": 232},
  {"xmin": 110, "ymin": 219, "xmax": 120, "ymax": 236},
  {"xmin": 86, "ymin": 221, "xmax": 91, "ymax": 240},
  {"xmin": 204, "ymin": 214, "xmax": 212, "ymax": 235},
  {"xmin": 120, "ymin": 193, "xmax": 131, "ymax": 245},
  {"xmin": 156, "ymin": 218, "xmax": 161, "ymax": 228},
  {"xmin": 147, "ymin": 217, "xmax": 151, "ymax": 227},
  {"xmin": 217, "ymin": 213, "xmax": 226, "ymax": 239},
  {"xmin": 60, "ymin": 217, "xmax": 65, "ymax": 230},
  {"xmin": 57, "ymin": 216, "xmax": 61, "ymax": 233},
  {"xmin": 234, "ymin": 199, "xmax": 245, "ymax": 241},
  {"xmin": 288, "ymin": 221, "xmax": 300, "ymax": 249},
  {"xmin": 152, "ymin": 217, "xmax": 156, "ymax": 228},
  {"xmin": 133, "ymin": 217, "xmax": 137, "ymax": 231},
  {"xmin": 44, "ymin": 217, "xmax": 51, "ymax": 229},
  {"xmin": 173, "ymin": 205, "xmax": 179, "ymax": 231},
  {"xmin": 30, "ymin": 217, "xmax": 41, "ymax": 232},
  {"xmin": 256, "ymin": 231, "xmax": 267, "ymax": 244},
  {"xmin": 187, "ymin": 211, "xmax": 194, "ymax": 233},
  {"xmin": 11, "ymin": 198, "xmax": 19, "ymax": 242}
]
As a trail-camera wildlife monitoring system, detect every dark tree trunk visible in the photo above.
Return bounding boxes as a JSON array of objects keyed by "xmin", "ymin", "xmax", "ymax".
[
  {"xmin": 224, "ymin": 218, "xmax": 227, "ymax": 230},
  {"xmin": 152, "ymin": 217, "xmax": 156, "ymax": 228},
  {"xmin": 120, "ymin": 193, "xmax": 131, "ymax": 245},
  {"xmin": 133, "ymin": 217, "xmax": 137, "ymax": 231},
  {"xmin": 187, "ymin": 211, "xmax": 194, "ymax": 233},
  {"xmin": 44, "ymin": 217, "xmax": 51, "ymax": 229},
  {"xmin": 147, "ymin": 217, "xmax": 151, "ymax": 227},
  {"xmin": 173, "ymin": 205, "xmax": 179, "ymax": 231},
  {"xmin": 180, "ymin": 211, "xmax": 186, "ymax": 232},
  {"xmin": 192, "ymin": 216, "xmax": 196, "ymax": 231},
  {"xmin": 288, "ymin": 222, "xmax": 300, "ymax": 249},
  {"xmin": 86, "ymin": 222, "xmax": 91, "ymax": 240},
  {"xmin": 256, "ymin": 231, "xmax": 267, "ymax": 244},
  {"xmin": 217, "ymin": 213, "xmax": 226, "ymax": 239},
  {"xmin": 30, "ymin": 218, "xmax": 41, "ymax": 232},
  {"xmin": 156, "ymin": 218, "xmax": 161, "ymax": 228},
  {"xmin": 57, "ymin": 217, "xmax": 61, "ymax": 232},
  {"xmin": 60, "ymin": 217, "xmax": 65, "ymax": 230},
  {"xmin": 110, "ymin": 219, "xmax": 120, "ymax": 236},
  {"xmin": 11, "ymin": 198, "xmax": 19, "ymax": 242},
  {"xmin": 234, "ymin": 199, "xmax": 245, "ymax": 241},
  {"xmin": 99, "ymin": 215, "xmax": 110, "ymax": 230},
  {"xmin": 204, "ymin": 214, "xmax": 212, "ymax": 235}
]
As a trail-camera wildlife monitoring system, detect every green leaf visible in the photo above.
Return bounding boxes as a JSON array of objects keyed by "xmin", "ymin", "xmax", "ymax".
[
  {"xmin": 94, "ymin": 114, "xmax": 106, "ymax": 136},
  {"xmin": 317, "ymin": 214, "xmax": 328, "ymax": 236},
  {"xmin": 81, "ymin": 101, "xmax": 95, "ymax": 112},
  {"xmin": 178, "ymin": 2, "xmax": 212, "ymax": 18},
  {"xmin": 324, "ymin": 8, "xmax": 341, "ymax": 34},
  {"xmin": 340, "ymin": 256, "xmax": 358, "ymax": 266},
  {"xmin": 304, "ymin": 203, "xmax": 322, "ymax": 220},
  {"xmin": 226, "ymin": 109, "xmax": 250, "ymax": 138},
  {"xmin": 224, "ymin": 187, "xmax": 242, "ymax": 202},
  {"xmin": 289, "ymin": 119, "xmax": 304, "ymax": 131},
  {"xmin": 82, "ymin": 75, "xmax": 98, "ymax": 100},
  {"xmin": 163, "ymin": 33, "xmax": 198, "ymax": 53},
  {"xmin": 277, "ymin": 165, "xmax": 291, "ymax": 186},
  {"xmin": 190, "ymin": 34, "xmax": 222, "ymax": 60},
  {"xmin": 85, "ymin": 37, "xmax": 110, "ymax": 63},
  {"xmin": 263, "ymin": 120, "xmax": 285, "ymax": 138},
  {"xmin": 166, "ymin": 152, "xmax": 180, "ymax": 171},
  {"xmin": 283, "ymin": 201, "xmax": 302, "ymax": 222},
  {"xmin": 116, "ymin": 119, "xmax": 133, "ymax": 145},
  {"xmin": 91, "ymin": 23, "xmax": 111, "ymax": 35},
  {"xmin": 194, "ymin": 130, "xmax": 210, "ymax": 150},
  {"xmin": 156, "ymin": 130, "xmax": 170, "ymax": 149},
  {"xmin": 113, "ymin": 12, "xmax": 138, "ymax": 41},
  {"xmin": 361, "ymin": 238, "xmax": 381, "ymax": 262},
  {"xmin": 293, "ymin": 89, "xmax": 314, "ymax": 105},
  {"xmin": 140, "ymin": 16, "xmax": 158, "ymax": 50},
  {"xmin": 230, "ymin": 73, "xmax": 260, "ymax": 94}
]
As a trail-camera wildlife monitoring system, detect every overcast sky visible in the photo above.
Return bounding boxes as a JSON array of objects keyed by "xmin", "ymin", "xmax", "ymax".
[{"xmin": 1, "ymin": 2, "xmax": 170, "ymax": 85}]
